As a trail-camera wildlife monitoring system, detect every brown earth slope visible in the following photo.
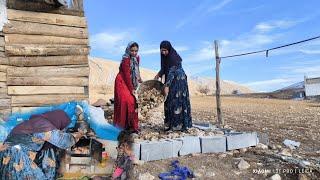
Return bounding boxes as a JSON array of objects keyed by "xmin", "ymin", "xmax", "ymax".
[{"xmin": 89, "ymin": 57, "xmax": 254, "ymax": 103}]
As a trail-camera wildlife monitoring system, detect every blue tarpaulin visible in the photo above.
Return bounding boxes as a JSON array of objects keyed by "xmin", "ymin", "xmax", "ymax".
[{"xmin": 0, "ymin": 101, "xmax": 120, "ymax": 142}]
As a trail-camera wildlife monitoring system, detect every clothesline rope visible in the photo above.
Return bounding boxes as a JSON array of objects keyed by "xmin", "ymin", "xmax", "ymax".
[{"xmin": 220, "ymin": 35, "xmax": 320, "ymax": 59}]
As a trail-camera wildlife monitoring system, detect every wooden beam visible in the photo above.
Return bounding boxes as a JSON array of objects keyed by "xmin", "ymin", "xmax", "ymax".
[
  {"xmin": 0, "ymin": 99, "xmax": 10, "ymax": 107},
  {"xmin": 8, "ymin": 86, "xmax": 85, "ymax": 95},
  {"xmin": 6, "ymin": 1, "xmax": 84, "ymax": 16},
  {"xmin": 0, "ymin": 37, "xmax": 4, "ymax": 46},
  {"xmin": 7, "ymin": 66, "xmax": 89, "ymax": 77},
  {"xmin": 5, "ymin": 34, "xmax": 88, "ymax": 45},
  {"xmin": 12, "ymin": 107, "xmax": 38, "ymax": 113},
  {"xmin": 7, "ymin": 0, "xmax": 57, "ymax": 11},
  {"xmin": 0, "ymin": 94, "xmax": 10, "ymax": 99},
  {"xmin": 0, "ymin": 57, "xmax": 9, "ymax": 65},
  {"xmin": 9, "ymin": 55, "xmax": 88, "ymax": 67},
  {"xmin": 0, "ymin": 82, "xmax": 7, "ymax": 94},
  {"xmin": 7, "ymin": 77, "xmax": 88, "ymax": 86},
  {"xmin": 48, "ymin": 7, "xmax": 84, "ymax": 17},
  {"xmin": 7, "ymin": 9, "xmax": 87, "ymax": 27},
  {"xmin": 5, "ymin": 44, "xmax": 89, "ymax": 56},
  {"xmin": 0, "ymin": 65, "xmax": 8, "ymax": 72},
  {"xmin": 0, "ymin": 109, "xmax": 11, "ymax": 117},
  {"xmin": 3, "ymin": 20, "xmax": 88, "ymax": 39},
  {"xmin": 0, "ymin": 72, "xmax": 6, "ymax": 82},
  {"xmin": 11, "ymin": 94, "xmax": 88, "ymax": 107}
]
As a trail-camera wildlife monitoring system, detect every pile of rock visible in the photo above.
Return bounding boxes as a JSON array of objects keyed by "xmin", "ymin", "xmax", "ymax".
[
  {"xmin": 134, "ymin": 125, "xmax": 225, "ymax": 142},
  {"xmin": 137, "ymin": 88, "xmax": 165, "ymax": 120},
  {"xmin": 91, "ymin": 98, "xmax": 114, "ymax": 122}
]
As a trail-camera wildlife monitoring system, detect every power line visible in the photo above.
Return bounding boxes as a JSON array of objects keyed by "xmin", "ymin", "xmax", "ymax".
[{"xmin": 220, "ymin": 35, "xmax": 320, "ymax": 59}]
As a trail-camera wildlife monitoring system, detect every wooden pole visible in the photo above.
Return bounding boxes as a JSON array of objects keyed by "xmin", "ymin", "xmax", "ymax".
[{"xmin": 214, "ymin": 40, "xmax": 224, "ymax": 128}]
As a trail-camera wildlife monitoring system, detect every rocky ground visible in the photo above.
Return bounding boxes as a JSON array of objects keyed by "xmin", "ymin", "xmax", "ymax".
[{"xmin": 133, "ymin": 96, "xmax": 320, "ymax": 180}]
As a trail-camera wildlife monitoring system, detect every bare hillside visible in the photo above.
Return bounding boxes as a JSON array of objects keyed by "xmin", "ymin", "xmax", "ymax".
[{"xmin": 89, "ymin": 57, "xmax": 254, "ymax": 103}]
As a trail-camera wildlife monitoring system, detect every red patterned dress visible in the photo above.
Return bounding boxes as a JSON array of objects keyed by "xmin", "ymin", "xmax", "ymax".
[{"xmin": 113, "ymin": 56, "xmax": 140, "ymax": 132}]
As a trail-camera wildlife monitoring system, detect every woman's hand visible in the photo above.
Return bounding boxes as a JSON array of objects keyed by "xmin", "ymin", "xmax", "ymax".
[
  {"xmin": 72, "ymin": 132, "xmax": 84, "ymax": 142},
  {"xmin": 164, "ymin": 86, "xmax": 169, "ymax": 96},
  {"xmin": 138, "ymin": 78, "xmax": 143, "ymax": 83},
  {"xmin": 0, "ymin": 144, "xmax": 8, "ymax": 151}
]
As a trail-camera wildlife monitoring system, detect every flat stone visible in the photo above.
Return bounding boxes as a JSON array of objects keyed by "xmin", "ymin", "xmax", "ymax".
[
  {"xmin": 283, "ymin": 139, "xmax": 300, "ymax": 150},
  {"xmin": 269, "ymin": 144, "xmax": 277, "ymax": 150},
  {"xmin": 237, "ymin": 159, "xmax": 250, "ymax": 170},
  {"xmin": 257, "ymin": 132, "xmax": 269, "ymax": 145},
  {"xmin": 269, "ymin": 174, "xmax": 281, "ymax": 180},
  {"xmin": 200, "ymin": 136, "xmax": 226, "ymax": 153},
  {"xmin": 299, "ymin": 160, "xmax": 311, "ymax": 167},
  {"xmin": 191, "ymin": 153, "xmax": 201, "ymax": 157},
  {"xmin": 227, "ymin": 132, "xmax": 258, "ymax": 150},
  {"xmin": 193, "ymin": 121, "xmax": 215, "ymax": 131},
  {"xmin": 92, "ymin": 99, "xmax": 107, "ymax": 107},
  {"xmin": 140, "ymin": 139, "xmax": 181, "ymax": 161},
  {"xmin": 133, "ymin": 143, "xmax": 141, "ymax": 160},
  {"xmin": 257, "ymin": 162, "xmax": 263, "ymax": 166},
  {"xmin": 233, "ymin": 171, "xmax": 241, "ymax": 175},
  {"xmin": 194, "ymin": 172, "xmax": 203, "ymax": 178},
  {"xmin": 218, "ymin": 153, "xmax": 227, "ymax": 158},
  {"xmin": 279, "ymin": 148, "xmax": 292, "ymax": 157},
  {"xmin": 256, "ymin": 143, "xmax": 269, "ymax": 150},
  {"xmin": 168, "ymin": 139, "xmax": 183, "ymax": 158},
  {"xmin": 205, "ymin": 171, "xmax": 216, "ymax": 177},
  {"xmin": 298, "ymin": 174, "xmax": 310, "ymax": 180},
  {"xmin": 233, "ymin": 149, "xmax": 240, "ymax": 154},
  {"xmin": 239, "ymin": 148, "xmax": 248, "ymax": 153},
  {"xmin": 176, "ymin": 136, "xmax": 201, "ymax": 156}
]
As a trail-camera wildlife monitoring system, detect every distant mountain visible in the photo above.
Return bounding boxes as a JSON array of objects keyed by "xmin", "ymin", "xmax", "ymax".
[
  {"xmin": 89, "ymin": 57, "xmax": 255, "ymax": 103},
  {"xmin": 275, "ymin": 81, "xmax": 304, "ymax": 92},
  {"xmin": 189, "ymin": 76, "xmax": 254, "ymax": 95}
]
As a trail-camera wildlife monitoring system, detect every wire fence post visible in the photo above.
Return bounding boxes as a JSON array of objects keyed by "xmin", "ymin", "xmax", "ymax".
[{"xmin": 214, "ymin": 40, "xmax": 224, "ymax": 128}]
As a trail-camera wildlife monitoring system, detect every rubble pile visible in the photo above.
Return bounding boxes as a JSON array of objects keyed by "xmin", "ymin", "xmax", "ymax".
[{"xmin": 137, "ymin": 88, "xmax": 165, "ymax": 121}]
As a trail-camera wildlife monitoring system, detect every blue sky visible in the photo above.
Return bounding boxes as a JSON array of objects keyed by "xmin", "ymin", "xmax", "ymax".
[{"xmin": 84, "ymin": 0, "xmax": 320, "ymax": 92}]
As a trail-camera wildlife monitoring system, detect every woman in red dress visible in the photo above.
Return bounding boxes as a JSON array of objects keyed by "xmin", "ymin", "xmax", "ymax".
[{"xmin": 113, "ymin": 41, "xmax": 142, "ymax": 133}]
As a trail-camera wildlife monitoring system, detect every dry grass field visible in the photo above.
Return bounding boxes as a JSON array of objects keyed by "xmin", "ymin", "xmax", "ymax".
[
  {"xmin": 89, "ymin": 57, "xmax": 320, "ymax": 179},
  {"xmin": 133, "ymin": 96, "xmax": 320, "ymax": 179}
]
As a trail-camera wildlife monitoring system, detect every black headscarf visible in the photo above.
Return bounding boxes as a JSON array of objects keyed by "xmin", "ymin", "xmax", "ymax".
[
  {"xmin": 11, "ymin": 110, "xmax": 71, "ymax": 135},
  {"xmin": 159, "ymin": 41, "xmax": 182, "ymax": 78}
]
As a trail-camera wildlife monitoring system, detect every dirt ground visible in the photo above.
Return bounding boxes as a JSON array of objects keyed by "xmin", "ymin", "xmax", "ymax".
[{"xmin": 133, "ymin": 96, "xmax": 320, "ymax": 180}]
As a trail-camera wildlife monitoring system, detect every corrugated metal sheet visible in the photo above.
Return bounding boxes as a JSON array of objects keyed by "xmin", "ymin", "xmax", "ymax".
[
  {"xmin": 306, "ymin": 77, "xmax": 320, "ymax": 84},
  {"xmin": 305, "ymin": 82, "xmax": 320, "ymax": 97}
]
